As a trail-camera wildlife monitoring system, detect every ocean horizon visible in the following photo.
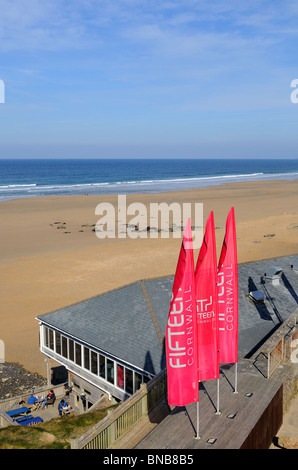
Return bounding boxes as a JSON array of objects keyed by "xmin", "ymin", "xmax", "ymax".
[{"xmin": 1, "ymin": 158, "xmax": 298, "ymax": 201}]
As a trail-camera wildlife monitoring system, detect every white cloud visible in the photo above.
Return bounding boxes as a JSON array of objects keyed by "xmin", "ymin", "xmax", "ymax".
[
  {"xmin": 1, "ymin": 0, "xmax": 298, "ymax": 153},
  {"xmin": 0, "ymin": 0, "xmax": 102, "ymax": 51},
  {"xmin": 0, "ymin": 0, "xmax": 297, "ymax": 54}
]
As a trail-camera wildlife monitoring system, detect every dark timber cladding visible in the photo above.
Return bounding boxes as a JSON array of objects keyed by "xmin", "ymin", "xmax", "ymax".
[{"xmin": 240, "ymin": 386, "xmax": 283, "ymax": 449}]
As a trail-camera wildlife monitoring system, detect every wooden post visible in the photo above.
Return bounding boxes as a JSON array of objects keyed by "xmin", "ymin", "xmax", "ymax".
[
  {"xmin": 70, "ymin": 437, "xmax": 78, "ymax": 449},
  {"xmin": 44, "ymin": 357, "xmax": 51, "ymax": 386},
  {"xmin": 140, "ymin": 383, "xmax": 148, "ymax": 417},
  {"xmin": 107, "ymin": 409, "xmax": 115, "ymax": 446}
]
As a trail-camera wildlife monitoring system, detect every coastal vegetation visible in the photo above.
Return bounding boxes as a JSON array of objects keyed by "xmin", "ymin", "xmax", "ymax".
[{"xmin": 0, "ymin": 405, "xmax": 118, "ymax": 449}]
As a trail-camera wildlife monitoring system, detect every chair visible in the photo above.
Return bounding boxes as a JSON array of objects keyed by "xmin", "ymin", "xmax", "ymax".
[{"xmin": 45, "ymin": 395, "xmax": 56, "ymax": 407}]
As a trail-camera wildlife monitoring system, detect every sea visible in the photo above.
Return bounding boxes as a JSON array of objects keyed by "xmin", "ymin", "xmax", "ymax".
[{"xmin": 0, "ymin": 158, "xmax": 298, "ymax": 201}]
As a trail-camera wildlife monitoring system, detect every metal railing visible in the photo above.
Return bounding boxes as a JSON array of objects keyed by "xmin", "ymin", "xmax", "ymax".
[
  {"xmin": 71, "ymin": 369, "xmax": 167, "ymax": 449},
  {"xmin": 252, "ymin": 313, "xmax": 297, "ymax": 378},
  {"xmin": 267, "ymin": 315, "xmax": 297, "ymax": 378},
  {"xmin": 267, "ymin": 338, "xmax": 284, "ymax": 377}
]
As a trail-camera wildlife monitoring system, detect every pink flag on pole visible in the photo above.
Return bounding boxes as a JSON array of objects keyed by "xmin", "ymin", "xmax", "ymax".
[
  {"xmin": 217, "ymin": 207, "xmax": 238, "ymax": 364},
  {"xmin": 195, "ymin": 211, "xmax": 219, "ymax": 382},
  {"xmin": 166, "ymin": 219, "xmax": 199, "ymax": 406}
]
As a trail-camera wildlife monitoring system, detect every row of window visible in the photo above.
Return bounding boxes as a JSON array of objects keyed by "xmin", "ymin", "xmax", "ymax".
[{"xmin": 43, "ymin": 326, "xmax": 151, "ymax": 395}]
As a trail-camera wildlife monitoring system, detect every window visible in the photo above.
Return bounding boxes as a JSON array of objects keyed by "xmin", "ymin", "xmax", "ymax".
[
  {"xmin": 99, "ymin": 355, "xmax": 105, "ymax": 379},
  {"xmin": 91, "ymin": 351, "xmax": 98, "ymax": 375},
  {"xmin": 84, "ymin": 346, "xmax": 90, "ymax": 370},
  {"xmin": 69, "ymin": 339, "xmax": 74, "ymax": 362},
  {"xmin": 117, "ymin": 364, "xmax": 124, "ymax": 389},
  {"xmin": 62, "ymin": 336, "xmax": 68, "ymax": 358},
  {"xmin": 75, "ymin": 343, "xmax": 81, "ymax": 366},
  {"xmin": 49, "ymin": 329, "xmax": 54, "ymax": 350},
  {"xmin": 135, "ymin": 372, "xmax": 142, "ymax": 392},
  {"xmin": 107, "ymin": 359, "xmax": 114, "ymax": 384},
  {"xmin": 44, "ymin": 327, "xmax": 49, "ymax": 348},
  {"xmin": 125, "ymin": 369, "xmax": 133, "ymax": 395},
  {"xmin": 42, "ymin": 327, "xmax": 149, "ymax": 397},
  {"xmin": 55, "ymin": 332, "xmax": 61, "ymax": 355}
]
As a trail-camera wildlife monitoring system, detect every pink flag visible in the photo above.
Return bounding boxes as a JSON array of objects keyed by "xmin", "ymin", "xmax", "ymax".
[
  {"xmin": 166, "ymin": 219, "xmax": 199, "ymax": 406},
  {"xmin": 217, "ymin": 207, "xmax": 238, "ymax": 364},
  {"xmin": 195, "ymin": 211, "xmax": 219, "ymax": 382}
]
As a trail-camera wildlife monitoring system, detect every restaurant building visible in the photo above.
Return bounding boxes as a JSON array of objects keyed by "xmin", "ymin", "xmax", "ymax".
[
  {"xmin": 37, "ymin": 255, "xmax": 298, "ymax": 413},
  {"xmin": 36, "ymin": 277, "xmax": 172, "ymax": 412}
]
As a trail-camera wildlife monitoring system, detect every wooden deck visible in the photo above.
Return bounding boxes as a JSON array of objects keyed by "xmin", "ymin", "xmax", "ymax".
[{"xmin": 133, "ymin": 359, "xmax": 283, "ymax": 449}]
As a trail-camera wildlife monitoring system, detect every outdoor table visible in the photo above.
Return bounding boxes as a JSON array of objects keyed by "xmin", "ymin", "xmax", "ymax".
[
  {"xmin": 34, "ymin": 398, "xmax": 44, "ymax": 410},
  {"xmin": 62, "ymin": 406, "xmax": 72, "ymax": 415},
  {"xmin": 6, "ymin": 406, "xmax": 30, "ymax": 418}
]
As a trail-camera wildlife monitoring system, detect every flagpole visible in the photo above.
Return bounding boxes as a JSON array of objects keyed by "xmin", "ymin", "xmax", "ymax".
[
  {"xmin": 195, "ymin": 401, "xmax": 201, "ymax": 439},
  {"xmin": 195, "ymin": 381, "xmax": 201, "ymax": 439},
  {"xmin": 233, "ymin": 362, "xmax": 238, "ymax": 394},
  {"xmin": 215, "ymin": 378, "xmax": 221, "ymax": 415}
]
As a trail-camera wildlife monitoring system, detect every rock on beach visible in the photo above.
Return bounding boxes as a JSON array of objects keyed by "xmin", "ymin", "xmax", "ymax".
[{"xmin": 0, "ymin": 362, "xmax": 47, "ymax": 400}]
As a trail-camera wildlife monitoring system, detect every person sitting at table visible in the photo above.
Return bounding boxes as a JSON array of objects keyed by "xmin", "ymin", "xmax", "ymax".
[
  {"xmin": 58, "ymin": 398, "xmax": 68, "ymax": 417},
  {"xmin": 58, "ymin": 398, "xmax": 70, "ymax": 417},
  {"xmin": 42, "ymin": 390, "xmax": 55, "ymax": 409},
  {"xmin": 27, "ymin": 394, "xmax": 38, "ymax": 410}
]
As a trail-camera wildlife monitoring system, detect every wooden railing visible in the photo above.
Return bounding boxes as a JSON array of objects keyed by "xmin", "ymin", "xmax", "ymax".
[{"xmin": 71, "ymin": 369, "xmax": 167, "ymax": 449}]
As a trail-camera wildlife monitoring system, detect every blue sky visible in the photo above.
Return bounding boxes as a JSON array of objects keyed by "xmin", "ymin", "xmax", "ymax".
[{"xmin": 0, "ymin": 0, "xmax": 298, "ymax": 159}]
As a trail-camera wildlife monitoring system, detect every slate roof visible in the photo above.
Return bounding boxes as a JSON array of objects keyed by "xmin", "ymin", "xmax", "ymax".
[
  {"xmin": 37, "ymin": 255, "xmax": 298, "ymax": 376},
  {"xmin": 237, "ymin": 254, "xmax": 298, "ymax": 357}
]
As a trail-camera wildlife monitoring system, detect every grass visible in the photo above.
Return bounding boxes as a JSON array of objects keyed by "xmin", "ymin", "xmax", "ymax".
[{"xmin": 0, "ymin": 404, "xmax": 118, "ymax": 449}]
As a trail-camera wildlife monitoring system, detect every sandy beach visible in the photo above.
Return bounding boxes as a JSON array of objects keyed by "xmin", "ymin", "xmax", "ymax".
[{"xmin": 1, "ymin": 179, "xmax": 298, "ymax": 377}]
